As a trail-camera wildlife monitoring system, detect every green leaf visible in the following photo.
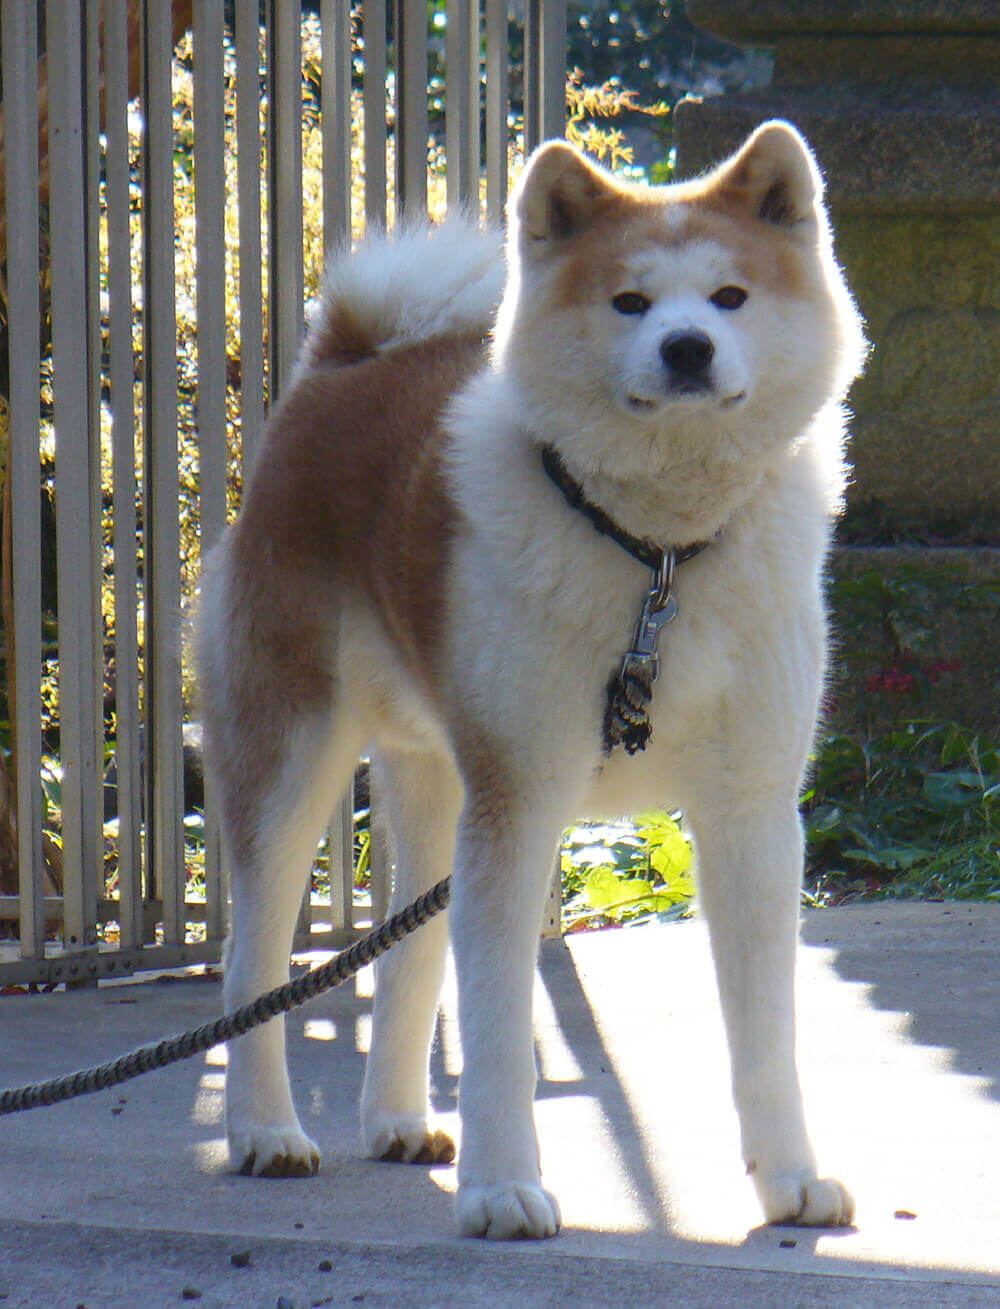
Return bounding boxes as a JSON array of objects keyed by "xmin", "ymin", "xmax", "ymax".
[
  {"xmin": 583, "ymin": 867, "xmax": 637, "ymax": 910},
  {"xmin": 921, "ymin": 771, "xmax": 984, "ymax": 814},
  {"xmin": 941, "ymin": 725, "xmax": 974, "ymax": 766},
  {"xmin": 581, "ymin": 867, "xmax": 683, "ymax": 920},
  {"xmin": 843, "ymin": 843, "xmax": 933, "ymax": 871},
  {"xmin": 649, "ymin": 829, "xmax": 692, "ymax": 883},
  {"xmin": 40, "ymin": 768, "xmax": 62, "ymax": 811},
  {"xmin": 806, "ymin": 804, "xmax": 845, "ymax": 839}
]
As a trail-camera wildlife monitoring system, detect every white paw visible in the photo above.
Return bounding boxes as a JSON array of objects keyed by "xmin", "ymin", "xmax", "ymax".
[
  {"xmin": 456, "ymin": 1181, "xmax": 561, "ymax": 1240},
  {"xmin": 228, "ymin": 1123, "xmax": 321, "ymax": 1178},
  {"xmin": 365, "ymin": 1112, "xmax": 456, "ymax": 1165},
  {"xmin": 755, "ymin": 1171, "xmax": 855, "ymax": 1226}
]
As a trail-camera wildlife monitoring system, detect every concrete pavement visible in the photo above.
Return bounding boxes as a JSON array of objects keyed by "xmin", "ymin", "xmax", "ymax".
[{"xmin": 2, "ymin": 903, "xmax": 999, "ymax": 1307}]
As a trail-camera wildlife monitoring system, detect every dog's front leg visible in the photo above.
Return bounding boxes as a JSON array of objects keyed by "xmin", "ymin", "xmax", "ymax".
[
  {"xmin": 449, "ymin": 801, "xmax": 565, "ymax": 1240},
  {"xmin": 690, "ymin": 798, "xmax": 854, "ymax": 1227}
]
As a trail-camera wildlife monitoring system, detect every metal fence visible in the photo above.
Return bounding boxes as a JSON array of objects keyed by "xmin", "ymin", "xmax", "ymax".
[{"xmin": 0, "ymin": 0, "xmax": 567, "ymax": 986}]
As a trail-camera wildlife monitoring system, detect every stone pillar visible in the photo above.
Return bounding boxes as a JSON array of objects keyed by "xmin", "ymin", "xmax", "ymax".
[{"xmin": 673, "ymin": 2, "xmax": 1000, "ymax": 536}]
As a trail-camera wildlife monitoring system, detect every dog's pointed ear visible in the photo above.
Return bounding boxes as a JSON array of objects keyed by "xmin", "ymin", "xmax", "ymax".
[
  {"xmin": 710, "ymin": 121, "xmax": 823, "ymax": 231},
  {"xmin": 513, "ymin": 141, "xmax": 619, "ymax": 252}
]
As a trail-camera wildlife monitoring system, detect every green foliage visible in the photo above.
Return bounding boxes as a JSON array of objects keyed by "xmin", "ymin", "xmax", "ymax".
[
  {"xmin": 565, "ymin": 70, "xmax": 668, "ymax": 172},
  {"xmin": 831, "ymin": 566, "xmax": 1000, "ymax": 671},
  {"xmin": 803, "ymin": 723, "xmax": 1000, "ymax": 904},
  {"xmin": 560, "ymin": 812, "xmax": 694, "ymax": 930},
  {"xmin": 838, "ymin": 497, "xmax": 1000, "ymax": 548}
]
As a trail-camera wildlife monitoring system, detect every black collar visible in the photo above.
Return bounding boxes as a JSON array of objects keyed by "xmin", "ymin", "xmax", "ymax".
[{"xmin": 539, "ymin": 444, "xmax": 709, "ymax": 573}]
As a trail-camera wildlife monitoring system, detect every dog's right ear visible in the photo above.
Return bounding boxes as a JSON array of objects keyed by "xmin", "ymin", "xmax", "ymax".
[{"xmin": 513, "ymin": 141, "xmax": 619, "ymax": 253}]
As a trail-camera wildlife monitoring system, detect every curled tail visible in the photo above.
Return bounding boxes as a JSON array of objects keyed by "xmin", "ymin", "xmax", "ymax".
[{"xmin": 300, "ymin": 218, "xmax": 505, "ymax": 370}]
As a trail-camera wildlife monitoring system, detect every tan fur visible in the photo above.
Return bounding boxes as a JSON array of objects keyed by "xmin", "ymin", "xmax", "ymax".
[
  {"xmin": 206, "ymin": 329, "xmax": 485, "ymax": 861},
  {"xmin": 238, "ymin": 331, "xmax": 483, "ymax": 676},
  {"xmin": 524, "ymin": 171, "xmax": 814, "ymax": 322}
]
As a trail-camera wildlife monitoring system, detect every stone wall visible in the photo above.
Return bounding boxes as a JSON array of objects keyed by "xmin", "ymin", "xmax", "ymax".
[{"xmin": 674, "ymin": 0, "xmax": 1000, "ymax": 534}]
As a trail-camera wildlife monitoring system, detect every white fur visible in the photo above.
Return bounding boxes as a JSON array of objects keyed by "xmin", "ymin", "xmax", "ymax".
[
  {"xmin": 202, "ymin": 126, "xmax": 865, "ymax": 1239},
  {"xmin": 308, "ymin": 216, "xmax": 505, "ymax": 356}
]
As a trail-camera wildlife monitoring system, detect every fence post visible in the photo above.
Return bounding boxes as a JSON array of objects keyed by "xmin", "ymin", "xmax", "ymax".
[
  {"xmin": 267, "ymin": 0, "xmax": 305, "ymax": 396},
  {"xmin": 105, "ymin": 0, "xmax": 144, "ymax": 950},
  {"xmin": 524, "ymin": 0, "xmax": 567, "ymax": 152},
  {"xmin": 142, "ymin": 0, "xmax": 186, "ymax": 945},
  {"xmin": 394, "ymin": 0, "xmax": 429, "ymax": 217},
  {"xmin": 446, "ymin": 0, "xmax": 480, "ymax": 212},
  {"xmin": 194, "ymin": 0, "xmax": 228, "ymax": 945},
  {"xmin": 2, "ymin": 0, "xmax": 45, "ymax": 957},
  {"xmin": 321, "ymin": 0, "xmax": 353, "ymax": 247},
  {"xmin": 484, "ymin": 0, "xmax": 510, "ymax": 222},
  {"xmin": 48, "ymin": 0, "xmax": 103, "ymax": 957},
  {"xmin": 235, "ymin": 0, "xmax": 266, "ymax": 466},
  {"xmin": 363, "ymin": 0, "xmax": 388, "ymax": 227}
]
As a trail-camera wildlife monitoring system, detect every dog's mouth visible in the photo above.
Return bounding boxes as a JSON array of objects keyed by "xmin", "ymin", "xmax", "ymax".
[
  {"xmin": 626, "ymin": 393, "xmax": 657, "ymax": 411},
  {"xmin": 626, "ymin": 388, "xmax": 747, "ymax": 412}
]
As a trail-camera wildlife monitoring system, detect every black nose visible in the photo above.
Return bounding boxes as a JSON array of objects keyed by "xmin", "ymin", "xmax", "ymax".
[{"xmin": 660, "ymin": 330, "xmax": 714, "ymax": 379}]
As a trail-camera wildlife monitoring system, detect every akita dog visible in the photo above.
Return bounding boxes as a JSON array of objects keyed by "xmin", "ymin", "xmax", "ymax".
[{"xmin": 199, "ymin": 121, "xmax": 866, "ymax": 1239}]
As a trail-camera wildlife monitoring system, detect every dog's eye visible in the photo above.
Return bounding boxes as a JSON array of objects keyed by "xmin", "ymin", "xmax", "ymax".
[
  {"xmin": 710, "ymin": 285, "xmax": 748, "ymax": 311},
  {"xmin": 612, "ymin": 292, "xmax": 651, "ymax": 316}
]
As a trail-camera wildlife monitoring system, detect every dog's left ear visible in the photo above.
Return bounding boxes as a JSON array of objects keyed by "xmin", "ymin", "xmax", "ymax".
[
  {"xmin": 513, "ymin": 141, "xmax": 620, "ymax": 253},
  {"xmin": 711, "ymin": 121, "xmax": 823, "ymax": 232}
]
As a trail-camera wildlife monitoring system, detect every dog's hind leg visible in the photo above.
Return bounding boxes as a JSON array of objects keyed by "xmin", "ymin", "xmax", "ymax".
[
  {"xmin": 361, "ymin": 748, "xmax": 462, "ymax": 1165},
  {"xmin": 220, "ymin": 712, "xmax": 363, "ymax": 1178}
]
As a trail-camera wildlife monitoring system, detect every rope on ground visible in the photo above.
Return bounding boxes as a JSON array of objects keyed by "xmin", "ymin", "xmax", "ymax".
[{"xmin": 0, "ymin": 876, "xmax": 451, "ymax": 1116}]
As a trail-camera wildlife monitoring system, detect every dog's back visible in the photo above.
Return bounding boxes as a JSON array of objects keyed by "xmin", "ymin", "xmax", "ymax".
[{"xmin": 198, "ymin": 222, "xmax": 503, "ymax": 813}]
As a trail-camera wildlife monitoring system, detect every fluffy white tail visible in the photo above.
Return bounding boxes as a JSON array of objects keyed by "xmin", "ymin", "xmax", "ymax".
[{"xmin": 300, "ymin": 218, "xmax": 505, "ymax": 370}]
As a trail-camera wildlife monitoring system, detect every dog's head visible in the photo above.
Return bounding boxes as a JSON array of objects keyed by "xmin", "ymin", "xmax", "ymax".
[{"xmin": 495, "ymin": 123, "xmax": 865, "ymax": 499}]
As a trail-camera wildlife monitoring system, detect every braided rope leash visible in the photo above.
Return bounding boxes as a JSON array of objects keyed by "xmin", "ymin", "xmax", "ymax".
[{"xmin": 0, "ymin": 877, "xmax": 451, "ymax": 1116}]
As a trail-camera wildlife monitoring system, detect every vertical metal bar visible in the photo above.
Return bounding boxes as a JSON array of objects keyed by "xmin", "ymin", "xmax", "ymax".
[
  {"xmin": 294, "ymin": 878, "xmax": 312, "ymax": 951},
  {"xmin": 525, "ymin": 1, "xmax": 566, "ymax": 153},
  {"xmin": 194, "ymin": 0, "xmax": 228, "ymax": 552},
  {"xmin": 394, "ymin": 0, "xmax": 428, "ymax": 218},
  {"xmin": 538, "ymin": 0, "xmax": 567, "ymax": 142},
  {"xmin": 368, "ymin": 770, "xmax": 389, "ymax": 925},
  {"xmin": 321, "ymin": 0, "xmax": 352, "ymax": 249},
  {"xmin": 104, "ymin": 0, "xmax": 143, "ymax": 950},
  {"xmin": 484, "ymin": 0, "xmax": 508, "ymax": 222},
  {"xmin": 2, "ymin": 0, "xmax": 45, "ymax": 958},
  {"xmin": 340, "ymin": 788, "xmax": 355, "ymax": 930},
  {"xmin": 316, "ymin": 2, "xmax": 367, "ymax": 928},
  {"xmin": 235, "ymin": 0, "xmax": 265, "ymax": 465},
  {"xmin": 85, "ymin": 0, "xmax": 106, "ymax": 934},
  {"xmin": 267, "ymin": 0, "xmax": 304, "ymax": 396},
  {"xmin": 266, "ymin": 0, "xmax": 306, "ymax": 936},
  {"xmin": 193, "ymin": 0, "xmax": 227, "ymax": 943},
  {"xmin": 320, "ymin": 0, "xmax": 354, "ymax": 925},
  {"xmin": 327, "ymin": 793, "xmax": 355, "ymax": 931},
  {"xmin": 523, "ymin": 0, "xmax": 541, "ymax": 153},
  {"xmin": 363, "ymin": 0, "xmax": 388, "ymax": 227},
  {"xmin": 48, "ymin": 0, "xmax": 102, "ymax": 955},
  {"xmin": 142, "ymin": 0, "xmax": 185, "ymax": 945},
  {"xmin": 446, "ymin": 0, "xmax": 479, "ymax": 213},
  {"xmin": 542, "ymin": 855, "xmax": 562, "ymax": 940}
]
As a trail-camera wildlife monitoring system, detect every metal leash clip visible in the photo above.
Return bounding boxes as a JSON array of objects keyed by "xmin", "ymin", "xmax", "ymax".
[
  {"xmin": 621, "ymin": 547, "xmax": 678, "ymax": 686},
  {"xmin": 602, "ymin": 548, "xmax": 679, "ymax": 756}
]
